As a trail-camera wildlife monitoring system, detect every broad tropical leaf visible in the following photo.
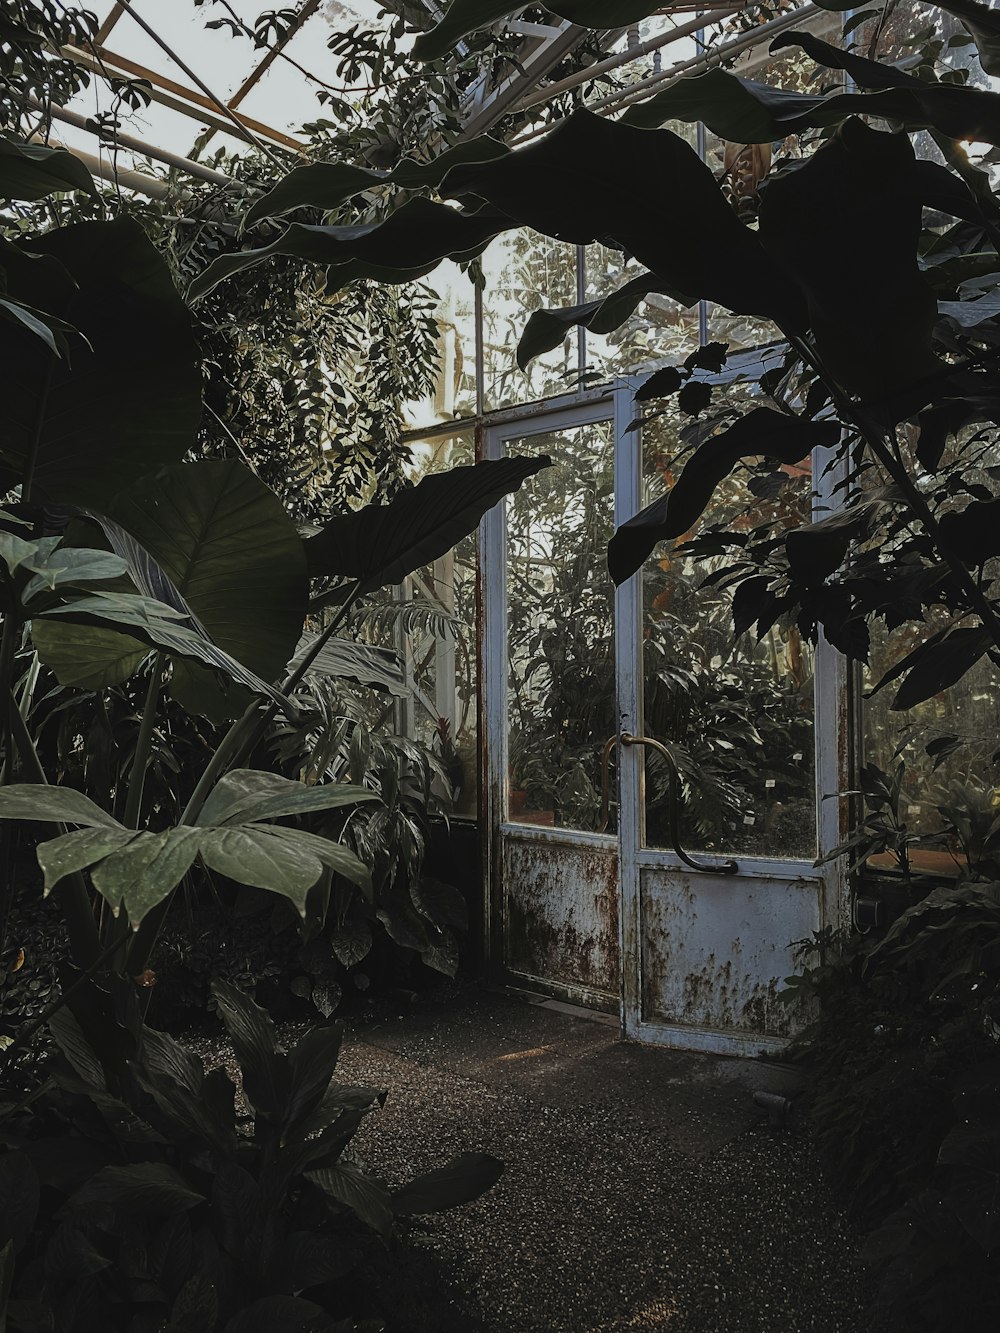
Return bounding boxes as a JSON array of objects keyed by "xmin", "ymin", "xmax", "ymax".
[
  {"xmin": 0, "ymin": 784, "xmax": 122, "ymax": 829},
  {"xmin": 392, "ymin": 1152, "xmax": 504, "ymax": 1215},
  {"xmin": 198, "ymin": 827, "xmax": 326, "ymax": 915},
  {"xmin": 95, "ymin": 460, "xmax": 308, "ymax": 721},
  {"xmin": 759, "ymin": 118, "xmax": 941, "ymax": 402},
  {"xmin": 0, "ymin": 218, "xmax": 201, "ymax": 503},
  {"xmin": 621, "ymin": 60, "xmax": 1000, "ymax": 146},
  {"xmin": 36, "ymin": 826, "xmax": 138, "ymax": 894},
  {"xmin": 289, "ymin": 632, "xmax": 407, "ymax": 697},
  {"xmin": 38, "ymin": 593, "xmax": 293, "ymax": 715},
  {"xmin": 771, "ymin": 29, "xmax": 1000, "ymax": 143},
  {"xmin": 304, "ymin": 456, "xmax": 552, "ymax": 592},
  {"xmin": 30, "ymin": 620, "xmax": 149, "ymax": 690},
  {"xmin": 210, "ymin": 981, "xmax": 289, "ymax": 1117},
  {"xmin": 441, "ymin": 109, "xmax": 806, "ymax": 327},
  {"xmin": 307, "ymin": 1162, "xmax": 393, "ymax": 1236},
  {"xmin": 65, "ymin": 1164, "xmax": 203, "ymax": 1217},
  {"xmin": 0, "ymin": 135, "xmax": 98, "ymax": 201},
  {"xmin": 196, "ymin": 769, "xmax": 376, "ymax": 828},
  {"xmin": 191, "ymin": 198, "xmax": 508, "ymax": 300},
  {"xmin": 244, "ymin": 135, "xmax": 509, "ymax": 225},
  {"xmin": 517, "ymin": 271, "xmax": 692, "ymax": 370},
  {"xmin": 871, "ymin": 626, "xmax": 996, "ymax": 711},
  {"xmin": 608, "ymin": 409, "xmax": 839, "ymax": 585},
  {"xmin": 90, "ymin": 827, "xmax": 203, "ymax": 924}
]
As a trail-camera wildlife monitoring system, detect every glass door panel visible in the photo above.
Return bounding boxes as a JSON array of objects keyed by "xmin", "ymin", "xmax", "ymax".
[
  {"xmin": 505, "ymin": 421, "xmax": 616, "ymax": 833},
  {"xmin": 639, "ymin": 410, "xmax": 817, "ymax": 859}
]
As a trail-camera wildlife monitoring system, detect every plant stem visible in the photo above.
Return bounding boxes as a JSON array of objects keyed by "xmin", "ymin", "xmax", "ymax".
[
  {"xmin": 6, "ymin": 689, "xmax": 102, "ymax": 966},
  {"xmin": 123, "ymin": 651, "xmax": 165, "ymax": 831},
  {"xmin": 125, "ymin": 581, "xmax": 364, "ymax": 975}
]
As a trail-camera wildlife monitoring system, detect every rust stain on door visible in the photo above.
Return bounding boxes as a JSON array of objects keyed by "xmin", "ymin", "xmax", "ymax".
[{"xmin": 504, "ymin": 837, "xmax": 619, "ymax": 1000}]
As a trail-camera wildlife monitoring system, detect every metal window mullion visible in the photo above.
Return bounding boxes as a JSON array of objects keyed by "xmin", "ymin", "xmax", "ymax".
[{"xmin": 615, "ymin": 377, "xmax": 645, "ymax": 1037}]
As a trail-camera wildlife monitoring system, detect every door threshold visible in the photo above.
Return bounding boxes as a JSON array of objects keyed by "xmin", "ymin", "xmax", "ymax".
[{"xmin": 497, "ymin": 983, "xmax": 622, "ymax": 1029}]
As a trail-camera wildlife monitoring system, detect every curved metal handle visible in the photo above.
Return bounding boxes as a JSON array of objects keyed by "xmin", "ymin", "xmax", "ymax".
[
  {"xmin": 620, "ymin": 732, "xmax": 739, "ymax": 875},
  {"xmin": 598, "ymin": 735, "xmax": 620, "ymax": 835}
]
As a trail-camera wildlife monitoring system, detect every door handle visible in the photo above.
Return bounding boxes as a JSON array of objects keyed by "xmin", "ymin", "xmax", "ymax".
[{"xmin": 620, "ymin": 732, "xmax": 739, "ymax": 875}]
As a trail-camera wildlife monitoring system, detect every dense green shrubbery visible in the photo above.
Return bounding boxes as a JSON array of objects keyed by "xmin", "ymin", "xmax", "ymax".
[
  {"xmin": 0, "ymin": 978, "xmax": 502, "ymax": 1332},
  {"xmin": 785, "ymin": 882, "xmax": 1000, "ymax": 1331}
]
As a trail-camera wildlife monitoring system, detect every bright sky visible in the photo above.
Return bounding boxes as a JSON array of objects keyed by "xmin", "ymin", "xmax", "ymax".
[{"xmin": 62, "ymin": 1, "xmax": 390, "ymax": 163}]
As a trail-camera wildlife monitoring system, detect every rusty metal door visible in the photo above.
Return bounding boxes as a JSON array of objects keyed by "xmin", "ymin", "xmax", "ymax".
[
  {"xmin": 482, "ymin": 391, "xmax": 622, "ymax": 1013},
  {"xmin": 612, "ymin": 378, "xmax": 848, "ymax": 1056},
  {"xmin": 482, "ymin": 381, "xmax": 848, "ymax": 1052}
]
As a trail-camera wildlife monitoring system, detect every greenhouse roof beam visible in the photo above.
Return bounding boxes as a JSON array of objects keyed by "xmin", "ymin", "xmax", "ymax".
[
  {"xmin": 459, "ymin": 20, "xmax": 623, "ymax": 141},
  {"xmin": 514, "ymin": 5, "xmax": 743, "ymax": 113},
  {"xmin": 95, "ymin": 3, "xmax": 124, "ymax": 45},
  {"xmin": 30, "ymin": 95, "xmax": 240, "ymax": 190},
  {"xmin": 58, "ymin": 44, "xmax": 306, "ymax": 153},
  {"xmin": 114, "ymin": 0, "xmax": 285, "ymax": 166},
  {"xmin": 227, "ymin": 0, "xmax": 324, "ymax": 114},
  {"xmin": 584, "ymin": 1, "xmax": 819, "ymax": 117}
]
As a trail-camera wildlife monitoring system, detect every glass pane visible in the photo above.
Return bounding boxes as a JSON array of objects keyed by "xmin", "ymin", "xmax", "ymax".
[
  {"xmin": 506, "ymin": 422, "xmax": 616, "ymax": 831},
  {"xmin": 640, "ymin": 406, "xmax": 816, "ymax": 858},
  {"xmin": 865, "ymin": 618, "xmax": 1000, "ymax": 871},
  {"xmin": 397, "ymin": 433, "xmax": 478, "ymax": 817},
  {"xmin": 401, "ymin": 261, "xmax": 478, "ymax": 430},
  {"xmin": 482, "ymin": 232, "xmax": 579, "ymax": 410}
]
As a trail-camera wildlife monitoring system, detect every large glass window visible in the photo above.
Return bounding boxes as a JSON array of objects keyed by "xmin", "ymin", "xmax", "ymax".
[
  {"xmin": 505, "ymin": 422, "xmax": 617, "ymax": 832},
  {"xmin": 640, "ymin": 406, "xmax": 817, "ymax": 859}
]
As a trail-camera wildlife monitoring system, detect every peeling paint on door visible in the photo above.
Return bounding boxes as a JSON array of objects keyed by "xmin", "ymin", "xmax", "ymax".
[
  {"xmin": 638, "ymin": 867, "xmax": 821, "ymax": 1039},
  {"xmin": 504, "ymin": 834, "xmax": 618, "ymax": 1010}
]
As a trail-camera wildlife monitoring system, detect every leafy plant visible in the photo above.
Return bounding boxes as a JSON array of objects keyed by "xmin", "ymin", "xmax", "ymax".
[
  {"xmin": 783, "ymin": 875, "xmax": 1000, "ymax": 1330},
  {"xmin": 0, "ymin": 977, "xmax": 503, "ymax": 1331}
]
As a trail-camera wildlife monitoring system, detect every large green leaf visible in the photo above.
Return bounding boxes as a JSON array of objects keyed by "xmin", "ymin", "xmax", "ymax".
[
  {"xmin": 210, "ymin": 981, "xmax": 289, "ymax": 1118},
  {"xmin": 0, "ymin": 135, "xmax": 98, "ymax": 202},
  {"xmin": 441, "ymin": 109, "xmax": 806, "ymax": 327},
  {"xmin": 196, "ymin": 769, "xmax": 376, "ymax": 828},
  {"xmin": 873, "ymin": 625, "xmax": 995, "ymax": 711},
  {"xmin": 608, "ymin": 409, "xmax": 840, "ymax": 586},
  {"xmin": 66, "ymin": 1164, "xmax": 203, "ymax": 1217},
  {"xmin": 392, "ymin": 1152, "xmax": 504, "ymax": 1215},
  {"xmin": 36, "ymin": 826, "xmax": 138, "ymax": 895},
  {"xmin": 19, "ymin": 547, "xmax": 129, "ymax": 602},
  {"xmin": 304, "ymin": 456, "xmax": 551, "ymax": 591},
  {"xmin": 771, "ymin": 29, "xmax": 1000, "ymax": 143},
  {"xmin": 306, "ymin": 1162, "xmax": 393, "ymax": 1236},
  {"xmin": 38, "ymin": 592, "xmax": 293, "ymax": 715},
  {"xmin": 289, "ymin": 633, "xmax": 407, "ymax": 697},
  {"xmin": 260, "ymin": 827, "xmax": 371, "ymax": 897},
  {"xmin": 283, "ymin": 1023, "xmax": 345, "ymax": 1137},
  {"xmin": 0, "ymin": 784, "xmax": 122, "ymax": 828},
  {"xmin": 0, "ymin": 218, "xmax": 201, "ymax": 503},
  {"xmin": 90, "ymin": 827, "xmax": 203, "ymax": 924},
  {"xmin": 933, "ymin": 0, "xmax": 1000, "ymax": 75},
  {"xmin": 758, "ymin": 119, "xmax": 941, "ymax": 402},
  {"xmin": 198, "ymin": 827, "xmax": 325, "ymax": 914},
  {"xmin": 99, "ymin": 461, "xmax": 307, "ymax": 720},
  {"xmin": 29, "ymin": 620, "xmax": 148, "ymax": 690},
  {"xmin": 412, "ymin": 1, "xmax": 663, "ymax": 61},
  {"xmin": 244, "ymin": 136, "xmax": 510, "ymax": 225},
  {"xmin": 517, "ymin": 271, "xmax": 691, "ymax": 370},
  {"xmin": 191, "ymin": 199, "xmax": 507, "ymax": 301},
  {"xmin": 623, "ymin": 37, "xmax": 1000, "ymax": 146}
]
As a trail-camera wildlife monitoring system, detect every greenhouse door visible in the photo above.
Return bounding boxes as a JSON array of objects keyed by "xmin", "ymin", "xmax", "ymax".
[{"xmin": 483, "ymin": 382, "xmax": 848, "ymax": 1054}]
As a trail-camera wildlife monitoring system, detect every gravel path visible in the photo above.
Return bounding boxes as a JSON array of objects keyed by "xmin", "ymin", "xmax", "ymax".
[{"xmin": 188, "ymin": 987, "xmax": 879, "ymax": 1333}]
